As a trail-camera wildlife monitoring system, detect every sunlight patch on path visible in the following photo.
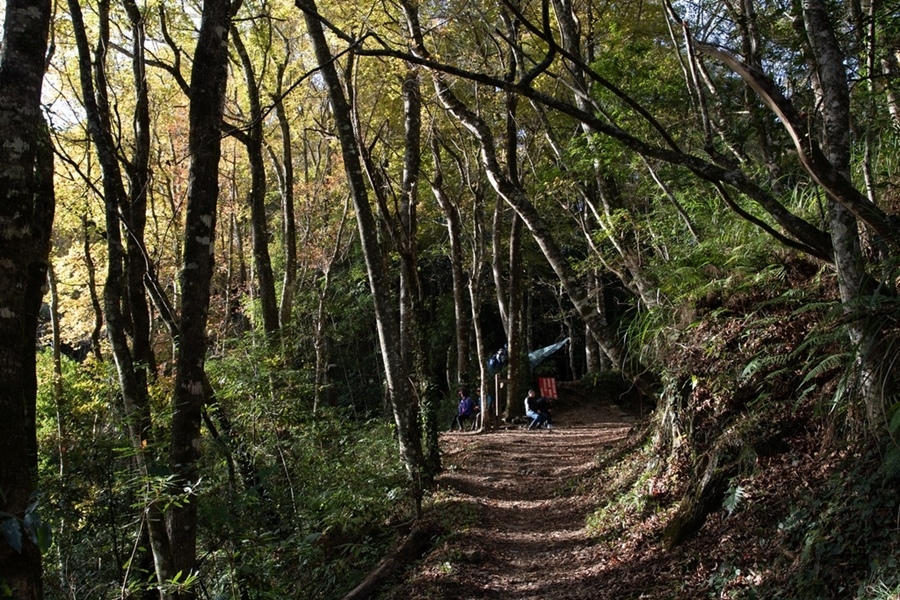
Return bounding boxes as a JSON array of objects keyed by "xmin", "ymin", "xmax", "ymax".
[{"xmin": 398, "ymin": 401, "xmax": 635, "ymax": 599}]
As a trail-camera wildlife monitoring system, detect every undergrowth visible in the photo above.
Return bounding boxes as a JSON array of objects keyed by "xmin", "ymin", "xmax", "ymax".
[{"xmin": 579, "ymin": 253, "xmax": 900, "ymax": 598}]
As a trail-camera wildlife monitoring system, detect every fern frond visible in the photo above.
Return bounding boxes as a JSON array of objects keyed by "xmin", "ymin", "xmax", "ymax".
[
  {"xmin": 722, "ymin": 483, "xmax": 746, "ymax": 516},
  {"xmin": 801, "ymin": 353, "xmax": 850, "ymax": 385},
  {"xmin": 879, "ymin": 445, "xmax": 900, "ymax": 479}
]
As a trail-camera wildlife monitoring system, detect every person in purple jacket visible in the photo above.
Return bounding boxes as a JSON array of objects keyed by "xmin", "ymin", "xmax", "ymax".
[{"xmin": 450, "ymin": 388, "xmax": 478, "ymax": 431}]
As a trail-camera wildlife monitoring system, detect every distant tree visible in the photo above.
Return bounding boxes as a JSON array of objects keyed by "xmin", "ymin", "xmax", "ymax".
[
  {"xmin": 429, "ymin": 136, "xmax": 471, "ymax": 386},
  {"xmin": 65, "ymin": 0, "xmax": 177, "ymax": 588},
  {"xmin": 229, "ymin": 25, "xmax": 279, "ymax": 335},
  {"xmin": 269, "ymin": 31, "xmax": 299, "ymax": 330}
]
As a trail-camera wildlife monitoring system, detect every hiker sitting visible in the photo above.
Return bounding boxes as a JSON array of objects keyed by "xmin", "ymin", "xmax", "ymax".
[
  {"xmin": 450, "ymin": 389, "xmax": 478, "ymax": 431},
  {"xmin": 536, "ymin": 394, "xmax": 553, "ymax": 428},
  {"xmin": 524, "ymin": 389, "xmax": 551, "ymax": 430}
]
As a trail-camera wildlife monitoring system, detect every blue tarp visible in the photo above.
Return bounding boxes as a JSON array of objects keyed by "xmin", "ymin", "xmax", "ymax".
[{"xmin": 528, "ymin": 338, "xmax": 569, "ymax": 370}]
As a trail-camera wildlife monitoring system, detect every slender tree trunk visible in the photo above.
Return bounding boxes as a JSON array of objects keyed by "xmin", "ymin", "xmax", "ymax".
[
  {"xmin": 430, "ymin": 137, "xmax": 470, "ymax": 385},
  {"xmin": 314, "ymin": 196, "xmax": 350, "ymax": 413},
  {"xmin": 68, "ymin": 0, "xmax": 176, "ymax": 592},
  {"xmin": 82, "ymin": 216, "xmax": 104, "ymax": 361},
  {"xmin": 583, "ymin": 271, "xmax": 601, "ymax": 373},
  {"xmin": 500, "ymin": 22, "xmax": 527, "ymax": 414},
  {"xmin": 48, "ymin": 265, "xmax": 70, "ymax": 595},
  {"xmin": 272, "ymin": 60, "xmax": 298, "ymax": 329},
  {"xmin": 505, "ymin": 214, "xmax": 525, "ymax": 419},
  {"xmin": 0, "ymin": 1, "xmax": 53, "ymax": 596},
  {"xmin": 169, "ymin": 0, "xmax": 232, "ymax": 595},
  {"xmin": 445, "ymin": 143, "xmax": 492, "ymax": 425},
  {"xmin": 491, "ymin": 195, "xmax": 510, "ymax": 332},
  {"xmin": 881, "ymin": 53, "xmax": 900, "ymax": 128},
  {"xmin": 297, "ymin": 0, "xmax": 425, "ymax": 514},
  {"xmin": 398, "ymin": 68, "xmax": 422, "ymax": 371},
  {"xmin": 467, "ymin": 182, "xmax": 491, "ymax": 428},
  {"xmin": 228, "ymin": 212, "xmax": 250, "ymax": 335},
  {"xmin": 800, "ymin": 0, "xmax": 881, "ymax": 421},
  {"xmin": 232, "ymin": 30, "xmax": 279, "ymax": 335},
  {"xmin": 397, "ymin": 68, "xmax": 441, "ymax": 482},
  {"xmin": 122, "ymin": 0, "xmax": 157, "ymax": 385}
]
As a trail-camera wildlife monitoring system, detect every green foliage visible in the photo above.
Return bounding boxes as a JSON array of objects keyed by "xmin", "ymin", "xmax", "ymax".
[
  {"xmin": 200, "ymin": 333, "xmax": 411, "ymax": 598},
  {"xmin": 765, "ymin": 446, "xmax": 900, "ymax": 599},
  {"xmin": 207, "ymin": 409, "xmax": 408, "ymax": 599},
  {"xmin": 721, "ymin": 481, "xmax": 746, "ymax": 517},
  {"xmin": 35, "ymin": 340, "xmax": 412, "ymax": 599},
  {"xmin": 860, "ymin": 579, "xmax": 900, "ymax": 600},
  {"xmin": 585, "ymin": 440, "xmax": 669, "ymax": 540},
  {"xmin": 36, "ymin": 351, "xmax": 149, "ymax": 599}
]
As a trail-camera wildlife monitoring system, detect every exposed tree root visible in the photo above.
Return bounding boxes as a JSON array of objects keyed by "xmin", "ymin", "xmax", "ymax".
[{"xmin": 342, "ymin": 521, "xmax": 441, "ymax": 600}]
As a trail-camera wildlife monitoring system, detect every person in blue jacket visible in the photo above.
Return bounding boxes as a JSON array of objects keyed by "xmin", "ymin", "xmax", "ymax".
[{"xmin": 450, "ymin": 388, "xmax": 478, "ymax": 431}]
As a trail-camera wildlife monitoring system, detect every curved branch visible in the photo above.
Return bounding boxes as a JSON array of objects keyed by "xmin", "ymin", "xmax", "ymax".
[
  {"xmin": 695, "ymin": 41, "xmax": 900, "ymax": 251},
  {"xmin": 353, "ymin": 42, "xmax": 833, "ymax": 262}
]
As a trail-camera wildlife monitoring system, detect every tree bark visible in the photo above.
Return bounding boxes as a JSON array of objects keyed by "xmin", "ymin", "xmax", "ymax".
[
  {"xmin": 82, "ymin": 216, "xmax": 104, "ymax": 361},
  {"xmin": 799, "ymin": 0, "xmax": 884, "ymax": 422},
  {"xmin": 297, "ymin": 0, "xmax": 425, "ymax": 513},
  {"xmin": 122, "ymin": 0, "xmax": 157, "ymax": 386},
  {"xmin": 492, "ymin": 195, "xmax": 510, "ymax": 331},
  {"xmin": 314, "ymin": 196, "xmax": 351, "ymax": 413},
  {"xmin": 430, "ymin": 137, "xmax": 471, "ymax": 385},
  {"xmin": 0, "ymin": 0, "xmax": 53, "ymax": 596},
  {"xmin": 168, "ymin": 0, "xmax": 232, "ymax": 595},
  {"xmin": 231, "ymin": 29, "xmax": 279, "ymax": 335},
  {"xmin": 271, "ymin": 57, "xmax": 298, "ymax": 329}
]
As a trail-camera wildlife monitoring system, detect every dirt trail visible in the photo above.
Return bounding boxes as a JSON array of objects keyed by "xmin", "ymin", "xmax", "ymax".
[{"xmin": 394, "ymin": 394, "xmax": 637, "ymax": 600}]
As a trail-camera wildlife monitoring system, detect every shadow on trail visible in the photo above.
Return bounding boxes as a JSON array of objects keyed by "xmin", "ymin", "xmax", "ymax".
[{"xmin": 394, "ymin": 400, "xmax": 638, "ymax": 600}]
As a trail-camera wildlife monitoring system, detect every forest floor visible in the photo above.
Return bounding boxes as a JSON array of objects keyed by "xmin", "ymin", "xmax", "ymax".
[{"xmin": 385, "ymin": 385, "xmax": 655, "ymax": 600}]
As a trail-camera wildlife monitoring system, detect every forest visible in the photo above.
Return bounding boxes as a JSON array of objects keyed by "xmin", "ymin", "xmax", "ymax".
[{"xmin": 0, "ymin": 0, "xmax": 898, "ymax": 597}]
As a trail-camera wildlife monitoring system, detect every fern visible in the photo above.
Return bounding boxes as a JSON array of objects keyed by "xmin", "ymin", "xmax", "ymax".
[
  {"xmin": 880, "ymin": 445, "xmax": 900, "ymax": 479},
  {"xmin": 722, "ymin": 483, "xmax": 746, "ymax": 516},
  {"xmin": 800, "ymin": 353, "xmax": 850, "ymax": 385},
  {"xmin": 741, "ymin": 353, "xmax": 789, "ymax": 381}
]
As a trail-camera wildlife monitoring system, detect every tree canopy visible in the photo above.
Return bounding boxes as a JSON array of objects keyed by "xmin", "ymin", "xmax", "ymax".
[{"xmin": 0, "ymin": 0, "xmax": 898, "ymax": 597}]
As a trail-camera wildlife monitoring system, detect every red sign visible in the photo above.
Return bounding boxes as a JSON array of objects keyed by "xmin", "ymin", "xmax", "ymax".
[{"xmin": 538, "ymin": 377, "xmax": 557, "ymax": 399}]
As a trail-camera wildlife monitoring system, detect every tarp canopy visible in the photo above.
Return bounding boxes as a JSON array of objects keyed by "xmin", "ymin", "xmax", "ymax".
[{"xmin": 528, "ymin": 337, "xmax": 569, "ymax": 370}]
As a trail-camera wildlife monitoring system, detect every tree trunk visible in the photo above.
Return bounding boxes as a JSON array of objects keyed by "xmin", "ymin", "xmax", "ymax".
[
  {"xmin": 68, "ymin": 0, "xmax": 176, "ymax": 591},
  {"xmin": 430, "ymin": 137, "xmax": 470, "ymax": 385},
  {"xmin": 122, "ymin": 0, "xmax": 157, "ymax": 387},
  {"xmin": 0, "ymin": 1, "xmax": 54, "ymax": 597},
  {"xmin": 82, "ymin": 216, "xmax": 104, "ymax": 361},
  {"xmin": 499, "ymin": 15, "xmax": 529, "ymax": 414},
  {"xmin": 297, "ymin": 0, "xmax": 425, "ymax": 513},
  {"xmin": 168, "ymin": 0, "xmax": 232, "ymax": 595},
  {"xmin": 231, "ymin": 30, "xmax": 279, "ymax": 335},
  {"xmin": 800, "ymin": 0, "xmax": 882, "ymax": 422},
  {"xmin": 314, "ymin": 196, "xmax": 351, "ymax": 413},
  {"xmin": 271, "ymin": 59, "xmax": 298, "ymax": 329},
  {"xmin": 445, "ymin": 143, "xmax": 492, "ymax": 426},
  {"xmin": 491, "ymin": 194, "xmax": 510, "ymax": 330},
  {"xmin": 583, "ymin": 271, "xmax": 603, "ymax": 373},
  {"xmin": 468, "ymin": 186, "xmax": 491, "ymax": 428},
  {"xmin": 505, "ymin": 214, "xmax": 525, "ymax": 420}
]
